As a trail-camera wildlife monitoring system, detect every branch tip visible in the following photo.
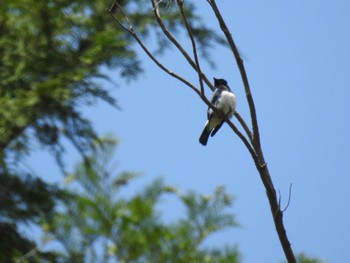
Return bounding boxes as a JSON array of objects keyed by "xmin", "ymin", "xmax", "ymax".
[{"xmin": 281, "ymin": 184, "xmax": 293, "ymax": 213}]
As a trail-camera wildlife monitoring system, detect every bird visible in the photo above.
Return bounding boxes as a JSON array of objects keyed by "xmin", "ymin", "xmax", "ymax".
[{"xmin": 199, "ymin": 78, "xmax": 236, "ymax": 146}]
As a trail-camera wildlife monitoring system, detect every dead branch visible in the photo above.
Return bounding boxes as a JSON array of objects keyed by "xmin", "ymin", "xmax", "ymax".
[
  {"xmin": 281, "ymin": 184, "xmax": 293, "ymax": 213},
  {"xmin": 109, "ymin": 1, "xmax": 256, "ymax": 160},
  {"xmin": 206, "ymin": 1, "xmax": 297, "ymax": 262},
  {"xmin": 176, "ymin": 0, "xmax": 205, "ymax": 95},
  {"xmin": 206, "ymin": 0, "xmax": 261, "ymax": 148},
  {"xmin": 151, "ymin": 0, "xmax": 213, "ymax": 91},
  {"xmin": 109, "ymin": 1, "xmax": 296, "ymax": 262},
  {"xmin": 109, "ymin": 1, "xmax": 199, "ymax": 94}
]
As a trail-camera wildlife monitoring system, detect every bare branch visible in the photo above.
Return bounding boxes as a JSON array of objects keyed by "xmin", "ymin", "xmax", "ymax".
[
  {"xmin": 226, "ymin": 119, "xmax": 258, "ymax": 167},
  {"xmin": 109, "ymin": 3, "xmax": 257, "ymax": 157},
  {"xmin": 207, "ymin": 0, "xmax": 261, "ymax": 148},
  {"xmin": 110, "ymin": 3, "xmax": 296, "ymax": 262},
  {"xmin": 207, "ymin": 1, "xmax": 296, "ymax": 263},
  {"xmin": 234, "ymin": 112, "xmax": 253, "ymax": 144},
  {"xmin": 176, "ymin": 0, "xmax": 205, "ymax": 95},
  {"xmin": 281, "ymin": 183, "xmax": 293, "ymax": 213},
  {"xmin": 109, "ymin": 3, "xmax": 199, "ymax": 95},
  {"xmin": 151, "ymin": 0, "xmax": 214, "ymax": 91},
  {"xmin": 110, "ymin": 1, "xmax": 258, "ymax": 171}
]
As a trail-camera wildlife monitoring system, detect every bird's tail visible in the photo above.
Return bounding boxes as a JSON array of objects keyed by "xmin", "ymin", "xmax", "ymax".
[
  {"xmin": 199, "ymin": 124, "xmax": 210, "ymax": 146},
  {"xmin": 210, "ymin": 121, "xmax": 224, "ymax": 137}
]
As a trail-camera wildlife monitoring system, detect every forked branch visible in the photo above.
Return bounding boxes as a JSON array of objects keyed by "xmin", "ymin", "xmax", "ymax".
[
  {"xmin": 109, "ymin": 1, "xmax": 255, "ymax": 157},
  {"xmin": 206, "ymin": 0, "xmax": 261, "ymax": 148},
  {"xmin": 150, "ymin": 0, "xmax": 214, "ymax": 91},
  {"xmin": 176, "ymin": 0, "xmax": 205, "ymax": 95},
  {"xmin": 207, "ymin": 1, "xmax": 296, "ymax": 262},
  {"xmin": 109, "ymin": 1, "xmax": 296, "ymax": 262},
  {"xmin": 109, "ymin": 1, "xmax": 199, "ymax": 94}
]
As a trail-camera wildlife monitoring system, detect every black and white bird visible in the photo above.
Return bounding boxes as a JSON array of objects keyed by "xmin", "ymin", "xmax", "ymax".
[{"xmin": 199, "ymin": 78, "xmax": 236, "ymax": 146}]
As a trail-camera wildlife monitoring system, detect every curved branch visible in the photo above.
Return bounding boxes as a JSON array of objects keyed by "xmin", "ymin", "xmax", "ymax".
[
  {"xmin": 151, "ymin": 0, "xmax": 214, "ymax": 91},
  {"xmin": 176, "ymin": 0, "xmax": 205, "ymax": 95},
  {"xmin": 226, "ymin": 119, "xmax": 258, "ymax": 166},
  {"xmin": 109, "ymin": 4, "xmax": 255, "ymax": 162},
  {"xmin": 207, "ymin": 1, "xmax": 296, "ymax": 263},
  {"xmin": 110, "ymin": 2, "xmax": 296, "ymax": 262},
  {"xmin": 207, "ymin": 0, "xmax": 261, "ymax": 148},
  {"xmin": 109, "ymin": 3, "xmax": 199, "ymax": 95},
  {"xmin": 234, "ymin": 112, "xmax": 253, "ymax": 144},
  {"xmin": 281, "ymin": 183, "xmax": 293, "ymax": 213}
]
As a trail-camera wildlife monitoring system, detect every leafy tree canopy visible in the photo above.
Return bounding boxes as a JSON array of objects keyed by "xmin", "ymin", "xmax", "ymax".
[
  {"xmin": 0, "ymin": 0, "xmax": 222, "ymax": 161},
  {"xmin": 0, "ymin": 0, "xmax": 223, "ymax": 261},
  {"xmin": 41, "ymin": 138, "xmax": 240, "ymax": 263}
]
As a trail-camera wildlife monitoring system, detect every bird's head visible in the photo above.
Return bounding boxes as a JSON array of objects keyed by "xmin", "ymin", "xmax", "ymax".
[{"xmin": 213, "ymin": 78, "xmax": 228, "ymax": 86}]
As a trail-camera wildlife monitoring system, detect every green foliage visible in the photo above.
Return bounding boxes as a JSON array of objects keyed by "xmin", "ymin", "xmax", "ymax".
[
  {"xmin": 42, "ymin": 139, "xmax": 240, "ymax": 263},
  {"xmin": 0, "ymin": 0, "xmax": 224, "ymax": 261},
  {"xmin": 0, "ymin": 0, "xmax": 129, "ymax": 158},
  {"xmin": 296, "ymin": 253, "xmax": 324, "ymax": 263},
  {"xmin": 0, "ymin": 0, "xmax": 223, "ymax": 159},
  {"xmin": 0, "ymin": 171, "xmax": 65, "ymax": 262},
  {"xmin": 281, "ymin": 253, "xmax": 324, "ymax": 263}
]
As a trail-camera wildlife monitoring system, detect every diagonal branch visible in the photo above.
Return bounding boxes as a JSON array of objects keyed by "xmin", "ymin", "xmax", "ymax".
[
  {"xmin": 109, "ymin": 1, "xmax": 255, "ymax": 158},
  {"xmin": 109, "ymin": 1, "xmax": 199, "ymax": 95},
  {"xmin": 151, "ymin": 0, "xmax": 214, "ymax": 91},
  {"xmin": 234, "ymin": 112, "xmax": 253, "ymax": 144},
  {"xmin": 150, "ymin": 1, "xmax": 257, "ymax": 157},
  {"xmin": 226, "ymin": 119, "xmax": 258, "ymax": 166},
  {"xmin": 281, "ymin": 183, "xmax": 293, "ymax": 213},
  {"xmin": 109, "ymin": 4, "xmax": 295, "ymax": 261},
  {"xmin": 207, "ymin": 1, "xmax": 297, "ymax": 263},
  {"xmin": 176, "ymin": 0, "xmax": 205, "ymax": 95},
  {"xmin": 207, "ymin": 0, "xmax": 261, "ymax": 149}
]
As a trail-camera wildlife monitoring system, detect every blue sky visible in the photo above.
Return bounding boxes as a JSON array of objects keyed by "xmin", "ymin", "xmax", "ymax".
[{"xmin": 29, "ymin": 1, "xmax": 350, "ymax": 262}]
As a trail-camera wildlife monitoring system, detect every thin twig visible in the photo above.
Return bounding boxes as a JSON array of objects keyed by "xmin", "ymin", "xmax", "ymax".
[
  {"xmin": 108, "ymin": 0, "xmax": 118, "ymax": 13},
  {"xmin": 152, "ymin": 1, "xmax": 256, "ymax": 156},
  {"xmin": 234, "ymin": 112, "xmax": 253, "ymax": 143},
  {"xmin": 109, "ymin": 3, "xmax": 199, "ymax": 94},
  {"xmin": 176, "ymin": 0, "xmax": 205, "ymax": 95},
  {"xmin": 207, "ymin": 1, "xmax": 296, "ymax": 263},
  {"xmin": 16, "ymin": 237, "xmax": 55, "ymax": 263},
  {"xmin": 226, "ymin": 119, "xmax": 258, "ymax": 167},
  {"xmin": 282, "ymin": 183, "xmax": 293, "ymax": 213},
  {"xmin": 109, "ymin": 3, "xmax": 255, "ymax": 157},
  {"xmin": 151, "ymin": 0, "xmax": 214, "ymax": 91},
  {"xmin": 110, "ymin": 1, "xmax": 296, "ymax": 262},
  {"xmin": 207, "ymin": 0, "xmax": 261, "ymax": 148}
]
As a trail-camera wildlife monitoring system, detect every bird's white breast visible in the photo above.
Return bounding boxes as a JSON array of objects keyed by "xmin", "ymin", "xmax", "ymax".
[{"xmin": 217, "ymin": 91, "xmax": 236, "ymax": 117}]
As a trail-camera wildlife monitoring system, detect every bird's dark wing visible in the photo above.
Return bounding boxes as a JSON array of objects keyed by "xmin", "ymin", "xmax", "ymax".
[
  {"xmin": 206, "ymin": 89, "xmax": 220, "ymax": 119},
  {"xmin": 210, "ymin": 88, "xmax": 221, "ymax": 105}
]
